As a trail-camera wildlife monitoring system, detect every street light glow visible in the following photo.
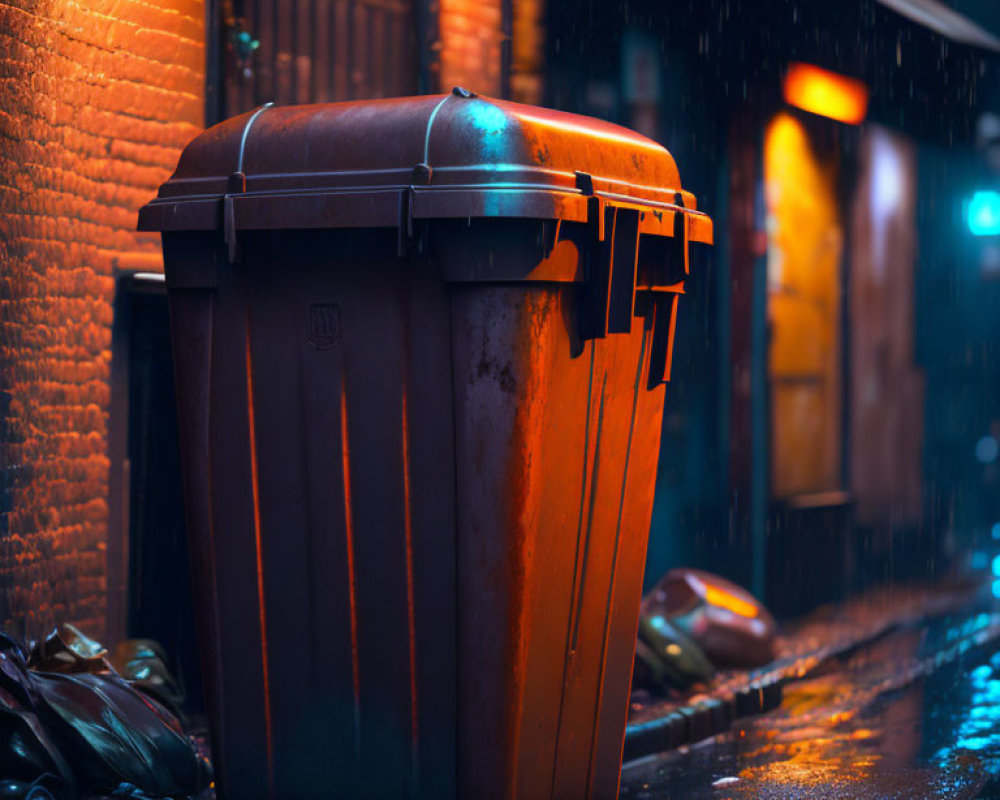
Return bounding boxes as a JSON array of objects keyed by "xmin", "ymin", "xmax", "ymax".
[
  {"xmin": 969, "ymin": 191, "xmax": 1000, "ymax": 237},
  {"xmin": 783, "ymin": 63, "xmax": 869, "ymax": 125}
]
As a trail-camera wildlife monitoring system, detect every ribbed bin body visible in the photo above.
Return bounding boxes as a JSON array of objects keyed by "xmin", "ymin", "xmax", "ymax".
[{"xmin": 143, "ymin": 93, "xmax": 712, "ymax": 800}]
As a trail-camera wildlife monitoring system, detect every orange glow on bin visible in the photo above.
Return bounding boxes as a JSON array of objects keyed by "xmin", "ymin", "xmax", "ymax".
[{"xmin": 783, "ymin": 63, "xmax": 869, "ymax": 125}]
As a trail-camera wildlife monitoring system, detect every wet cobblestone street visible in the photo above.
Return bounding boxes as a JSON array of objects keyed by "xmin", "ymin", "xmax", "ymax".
[{"xmin": 621, "ymin": 604, "xmax": 1000, "ymax": 799}]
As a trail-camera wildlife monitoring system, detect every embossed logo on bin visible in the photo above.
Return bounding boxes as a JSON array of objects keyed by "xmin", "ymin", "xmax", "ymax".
[{"xmin": 307, "ymin": 304, "xmax": 341, "ymax": 350}]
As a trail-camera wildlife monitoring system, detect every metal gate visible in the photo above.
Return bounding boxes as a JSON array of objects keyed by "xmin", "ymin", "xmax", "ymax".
[{"xmin": 215, "ymin": 0, "xmax": 422, "ymax": 121}]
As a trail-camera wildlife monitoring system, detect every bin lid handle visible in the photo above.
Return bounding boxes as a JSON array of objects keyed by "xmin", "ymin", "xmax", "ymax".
[
  {"xmin": 236, "ymin": 102, "xmax": 275, "ymax": 178},
  {"xmin": 422, "ymin": 94, "xmax": 452, "ymax": 168},
  {"xmin": 417, "ymin": 88, "xmax": 477, "ymax": 183}
]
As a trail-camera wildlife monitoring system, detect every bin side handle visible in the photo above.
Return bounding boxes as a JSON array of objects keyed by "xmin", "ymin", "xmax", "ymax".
[
  {"xmin": 576, "ymin": 200, "xmax": 643, "ymax": 340},
  {"xmin": 645, "ymin": 292, "xmax": 680, "ymax": 388},
  {"xmin": 578, "ymin": 194, "xmax": 687, "ymax": 389},
  {"xmin": 640, "ymin": 199, "xmax": 687, "ymax": 388},
  {"xmin": 578, "ymin": 197, "xmax": 612, "ymax": 340},
  {"xmin": 607, "ymin": 208, "xmax": 641, "ymax": 335}
]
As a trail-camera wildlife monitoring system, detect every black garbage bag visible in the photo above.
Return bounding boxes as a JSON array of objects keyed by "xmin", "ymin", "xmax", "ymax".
[
  {"xmin": 0, "ymin": 775, "xmax": 64, "ymax": 800},
  {"xmin": 633, "ymin": 615, "xmax": 714, "ymax": 692},
  {"xmin": 27, "ymin": 627, "xmax": 108, "ymax": 676},
  {"xmin": 0, "ymin": 625, "xmax": 210, "ymax": 799},
  {"xmin": 107, "ymin": 641, "xmax": 186, "ymax": 723},
  {"xmin": 641, "ymin": 568, "xmax": 778, "ymax": 669},
  {"xmin": 0, "ymin": 635, "xmax": 74, "ymax": 789},
  {"xmin": 31, "ymin": 669, "xmax": 208, "ymax": 796}
]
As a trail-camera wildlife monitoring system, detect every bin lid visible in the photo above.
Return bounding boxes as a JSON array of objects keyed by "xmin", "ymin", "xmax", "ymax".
[{"xmin": 138, "ymin": 89, "xmax": 712, "ymax": 246}]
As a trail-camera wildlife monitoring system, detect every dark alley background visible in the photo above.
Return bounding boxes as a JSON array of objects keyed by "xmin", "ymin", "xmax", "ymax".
[
  {"xmin": 3, "ymin": 0, "xmax": 1000, "ymax": 686},
  {"xmin": 3, "ymin": 2, "xmax": 1000, "ymax": 797}
]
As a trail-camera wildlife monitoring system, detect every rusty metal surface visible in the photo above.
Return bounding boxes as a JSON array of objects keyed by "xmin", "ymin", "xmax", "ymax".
[
  {"xmin": 137, "ymin": 92, "xmax": 712, "ymax": 248},
  {"xmin": 162, "ymin": 223, "xmax": 683, "ymax": 799},
  {"xmin": 149, "ymin": 96, "xmax": 712, "ymax": 799},
  {"xmin": 449, "ymin": 282, "xmax": 665, "ymax": 799},
  {"xmin": 164, "ymin": 231, "xmax": 452, "ymax": 798}
]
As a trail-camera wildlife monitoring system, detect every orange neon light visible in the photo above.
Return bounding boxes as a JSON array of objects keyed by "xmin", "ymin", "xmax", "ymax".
[
  {"xmin": 704, "ymin": 585, "xmax": 759, "ymax": 618},
  {"xmin": 783, "ymin": 63, "xmax": 869, "ymax": 125}
]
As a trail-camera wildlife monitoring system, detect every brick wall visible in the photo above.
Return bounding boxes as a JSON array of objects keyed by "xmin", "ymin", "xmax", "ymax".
[
  {"xmin": 438, "ymin": 0, "xmax": 504, "ymax": 96},
  {"xmin": 0, "ymin": 0, "xmax": 203, "ymax": 642},
  {"xmin": 0, "ymin": 0, "xmax": 543, "ymax": 647},
  {"xmin": 511, "ymin": 0, "xmax": 543, "ymax": 105}
]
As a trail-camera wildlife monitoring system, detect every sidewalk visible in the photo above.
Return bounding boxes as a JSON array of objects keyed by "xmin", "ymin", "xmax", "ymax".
[{"xmin": 624, "ymin": 579, "xmax": 995, "ymax": 763}]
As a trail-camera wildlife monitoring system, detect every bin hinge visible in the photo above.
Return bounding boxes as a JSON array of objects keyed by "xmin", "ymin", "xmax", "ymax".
[
  {"xmin": 639, "ymin": 193, "xmax": 689, "ymax": 388},
  {"xmin": 223, "ymin": 194, "xmax": 238, "ymax": 262},
  {"xmin": 579, "ymin": 198, "xmax": 640, "ymax": 340},
  {"xmin": 397, "ymin": 188, "xmax": 415, "ymax": 258},
  {"xmin": 672, "ymin": 192, "xmax": 690, "ymax": 277},
  {"xmin": 578, "ymin": 191, "xmax": 688, "ymax": 389}
]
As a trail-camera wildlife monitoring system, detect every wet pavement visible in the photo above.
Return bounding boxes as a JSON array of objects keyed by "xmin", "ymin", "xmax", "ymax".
[{"xmin": 620, "ymin": 607, "xmax": 1000, "ymax": 799}]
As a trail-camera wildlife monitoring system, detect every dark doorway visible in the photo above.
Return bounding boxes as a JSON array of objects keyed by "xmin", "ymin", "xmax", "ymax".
[{"xmin": 108, "ymin": 273, "xmax": 203, "ymax": 712}]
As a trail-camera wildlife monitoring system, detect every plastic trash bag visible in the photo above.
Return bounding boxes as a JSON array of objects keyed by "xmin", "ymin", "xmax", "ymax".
[
  {"xmin": 642, "ymin": 568, "xmax": 778, "ymax": 669},
  {"xmin": 0, "ymin": 626, "xmax": 210, "ymax": 799}
]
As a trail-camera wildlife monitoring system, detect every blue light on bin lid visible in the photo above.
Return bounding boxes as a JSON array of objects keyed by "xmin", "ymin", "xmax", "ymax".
[{"xmin": 969, "ymin": 190, "xmax": 1000, "ymax": 236}]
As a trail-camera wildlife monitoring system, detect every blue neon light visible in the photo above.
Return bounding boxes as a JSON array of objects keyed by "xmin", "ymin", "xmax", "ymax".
[{"xmin": 969, "ymin": 191, "xmax": 1000, "ymax": 236}]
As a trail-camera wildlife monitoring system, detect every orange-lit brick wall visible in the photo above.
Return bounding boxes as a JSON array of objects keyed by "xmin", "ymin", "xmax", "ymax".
[
  {"xmin": 438, "ymin": 0, "xmax": 504, "ymax": 96},
  {"xmin": 0, "ymin": 0, "xmax": 203, "ymax": 642},
  {"xmin": 511, "ymin": 0, "xmax": 543, "ymax": 105}
]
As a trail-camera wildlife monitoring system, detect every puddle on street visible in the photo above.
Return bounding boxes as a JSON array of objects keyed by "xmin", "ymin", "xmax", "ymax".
[{"xmin": 621, "ymin": 616, "xmax": 1000, "ymax": 799}]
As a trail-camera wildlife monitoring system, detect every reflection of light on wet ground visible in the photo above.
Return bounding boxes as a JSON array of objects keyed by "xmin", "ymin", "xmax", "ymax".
[
  {"xmin": 931, "ymin": 653, "xmax": 1000, "ymax": 773},
  {"xmin": 721, "ymin": 674, "xmax": 884, "ymax": 795},
  {"xmin": 620, "ymin": 613, "xmax": 1000, "ymax": 799}
]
